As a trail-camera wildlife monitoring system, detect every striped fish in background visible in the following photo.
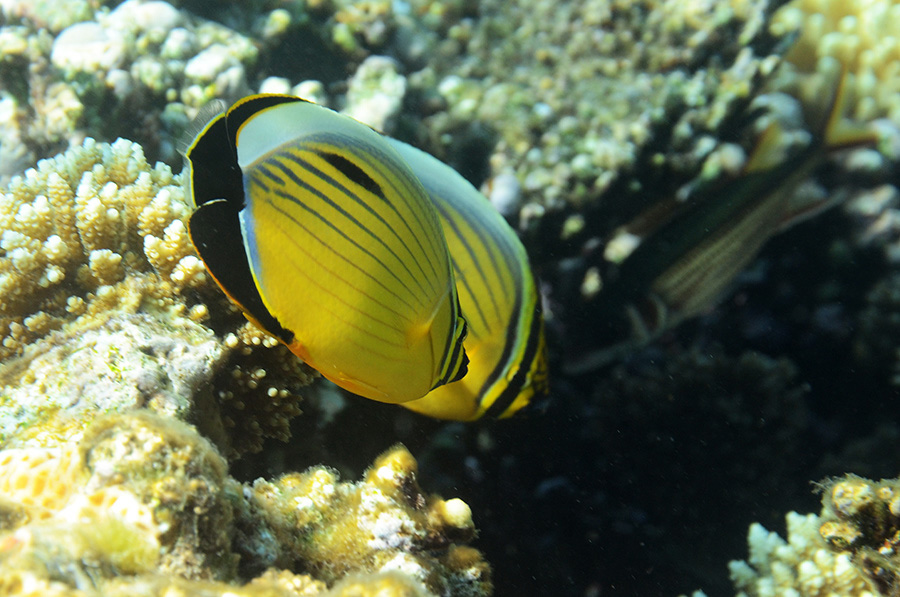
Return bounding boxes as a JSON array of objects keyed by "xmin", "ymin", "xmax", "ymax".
[{"xmin": 183, "ymin": 95, "xmax": 468, "ymax": 404}]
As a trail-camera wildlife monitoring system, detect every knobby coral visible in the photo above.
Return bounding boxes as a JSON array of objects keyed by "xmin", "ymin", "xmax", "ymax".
[{"xmin": 0, "ymin": 411, "xmax": 492, "ymax": 596}]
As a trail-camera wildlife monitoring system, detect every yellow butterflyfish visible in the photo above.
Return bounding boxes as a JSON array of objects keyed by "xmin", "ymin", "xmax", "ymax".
[
  {"xmin": 387, "ymin": 139, "xmax": 549, "ymax": 420},
  {"xmin": 183, "ymin": 94, "xmax": 548, "ymax": 419},
  {"xmin": 183, "ymin": 94, "xmax": 468, "ymax": 404}
]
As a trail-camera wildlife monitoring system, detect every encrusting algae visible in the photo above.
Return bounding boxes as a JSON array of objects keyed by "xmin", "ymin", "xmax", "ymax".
[{"xmin": 0, "ymin": 411, "xmax": 492, "ymax": 596}]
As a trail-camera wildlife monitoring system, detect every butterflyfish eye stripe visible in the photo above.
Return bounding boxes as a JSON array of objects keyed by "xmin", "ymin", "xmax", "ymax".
[
  {"xmin": 185, "ymin": 94, "xmax": 468, "ymax": 404},
  {"xmin": 187, "ymin": 197, "xmax": 295, "ymax": 347}
]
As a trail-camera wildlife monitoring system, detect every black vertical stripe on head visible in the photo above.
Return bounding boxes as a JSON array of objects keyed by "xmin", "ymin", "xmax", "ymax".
[
  {"xmin": 318, "ymin": 151, "xmax": 385, "ymax": 198},
  {"xmin": 186, "ymin": 115, "xmax": 244, "ymax": 209},
  {"xmin": 187, "ymin": 198, "xmax": 294, "ymax": 346},
  {"xmin": 481, "ymin": 294, "xmax": 543, "ymax": 419}
]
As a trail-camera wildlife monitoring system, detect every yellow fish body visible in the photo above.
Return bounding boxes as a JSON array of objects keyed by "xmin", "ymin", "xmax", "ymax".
[
  {"xmin": 388, "ymin": 140, "xmax": 549, "ymax": 420},
  {"xmin": 184, "ymin": 95, "xmax": 468, "ymax": 403}
]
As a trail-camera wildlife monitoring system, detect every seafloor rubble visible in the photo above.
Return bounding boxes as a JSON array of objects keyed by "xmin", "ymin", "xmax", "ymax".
[{"xmin": 1, "ymin": 0, "xmax": 900, "ymax": 595}]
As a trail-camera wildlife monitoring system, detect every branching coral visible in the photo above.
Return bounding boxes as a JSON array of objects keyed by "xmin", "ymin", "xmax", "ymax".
[
  {"xmin": 0, "ymin": 137, "xmax": 314, "ymax": 455},
  {"xmin": 697, "ymin": 474, "xmax": 900, "ymax": 596},
  {"xmin": 0, "ymin": 136, "xmax": 197, "ymax": 358},
  {"xmin": 728, "ymin": 511, "xmax": 875, "ymax": 596}
]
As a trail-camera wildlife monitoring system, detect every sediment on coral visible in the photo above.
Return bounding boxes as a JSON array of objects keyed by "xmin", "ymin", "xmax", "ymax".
[{"xmin": 245, "ymin": 444, "xmax": 490, "ymax": 596}]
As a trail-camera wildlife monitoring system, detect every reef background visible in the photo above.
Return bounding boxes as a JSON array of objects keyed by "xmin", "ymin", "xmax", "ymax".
[{"xmin": 3, "ymin": 0, "xmax": 900, "ymax": 596}]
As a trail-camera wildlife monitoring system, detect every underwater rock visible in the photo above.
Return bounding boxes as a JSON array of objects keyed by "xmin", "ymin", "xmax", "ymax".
[
  {"xmin": 51, "ymin": 21, "xmax": 127, "ymax": 73},
  {"xmin": 246, "ymin": 444, "xmax": 490, "ymax": 596},
  {"xmin": 0, "ymin": 311, "xmax": 222, "ymax": 445},
  {"xmin": 817, "ymin": 475, "xmax": 900, "ymax": 594}
]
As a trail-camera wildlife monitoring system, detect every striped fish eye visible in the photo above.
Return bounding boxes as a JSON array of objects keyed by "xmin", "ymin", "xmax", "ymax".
[{"xmin": 183, "ymin": 94, "xmax": 470, "ymax": 404}]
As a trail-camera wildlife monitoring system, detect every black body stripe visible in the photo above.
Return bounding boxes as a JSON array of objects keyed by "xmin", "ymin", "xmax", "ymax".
[
  {"xmin": 265, "ymin": 157, "xmax": 432, "ymax": 302},
  {"xmin": 256, "ymin": 187, "xmax": 417, "ymax": 321},
  {"xmin": 339, "ymin": 135, "xmax": 445, "ymax": 277},
  {"xmin": 451, "ymin": 260, "xmax": 489, "ymax": 335},
  {"xmin": 289, "ymin": 148, "xmax": 439, "ymax": 294},
  {"xmin": 432, "ymin": 199, "xmax": 506, "ymax": 324},
  {"xmin": 249, "ymin": 174, "xmax": 423, "ymax": 312}
]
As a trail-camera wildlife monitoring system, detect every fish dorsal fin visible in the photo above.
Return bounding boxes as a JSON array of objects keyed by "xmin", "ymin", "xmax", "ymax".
[
  {"xmin": 744, "ymin": 122, "xmax": 786, "ymax": 173},
  {"xmin": 818, "ymin": 63, "xmax": 877, "ymax": 150},
  {"xmin": 177, "ymin": 99, "xmax": 228, "ymax": 157}
]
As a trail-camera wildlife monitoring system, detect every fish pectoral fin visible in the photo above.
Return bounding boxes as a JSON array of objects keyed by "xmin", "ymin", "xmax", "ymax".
[
  {"xmin": 777, "ymin": 182, "xmax": 840, "ymax": 231},
  {"xmin": 325, "ymin": 371, "xmax": 391, "ymax": 403}
]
